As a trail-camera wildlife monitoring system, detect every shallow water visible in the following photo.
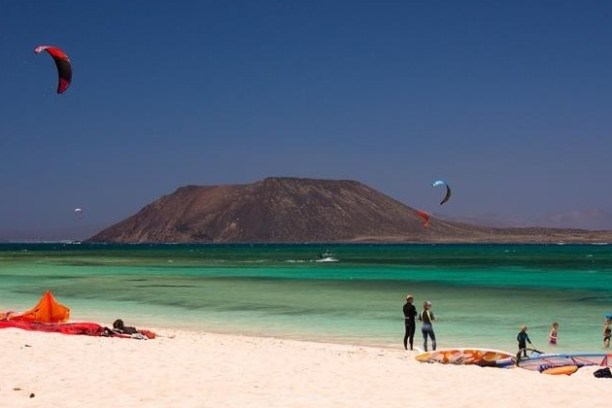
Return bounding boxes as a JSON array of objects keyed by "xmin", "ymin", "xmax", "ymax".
[{"xmin": 1, "ymin": 243, "xmax": 610, "ymax": 353}]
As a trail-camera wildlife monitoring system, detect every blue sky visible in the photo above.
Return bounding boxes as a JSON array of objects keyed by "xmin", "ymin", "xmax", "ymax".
[{"xmin": 1, "ymin": 1, "xmax": 611, "ymax": 240}]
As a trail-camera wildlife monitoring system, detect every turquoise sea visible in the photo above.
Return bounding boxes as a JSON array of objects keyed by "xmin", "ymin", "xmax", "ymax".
[{"xmin": 1, "ymin": 243, "xmax": 611, "ymax": 353}]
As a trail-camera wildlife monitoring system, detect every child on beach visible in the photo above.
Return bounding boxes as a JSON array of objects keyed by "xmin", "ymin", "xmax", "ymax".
[
  {"xmin": 548, "ymin": 322, "xmax": 559, "ymax": 345},
  {"xmin": 418, "ymin": 301, "xmax": 436, "ymax": 351},
  {"xmin": 516, "ymin": 325, "xmax": 532, "ymax": 360},
  {"xmin": 604, "ymin": 319, "xmax": 611, "ymax": 349}
]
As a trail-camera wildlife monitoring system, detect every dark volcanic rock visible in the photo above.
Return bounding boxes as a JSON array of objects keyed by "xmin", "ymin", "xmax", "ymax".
[{"xmin": 87, "ymin": 177, "xmax": 612, "ymax": 244}]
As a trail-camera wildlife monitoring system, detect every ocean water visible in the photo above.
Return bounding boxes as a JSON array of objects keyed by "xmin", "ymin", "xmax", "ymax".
[{"xmin": 1, "ymin": 243, "xmax": 611, "ymax": 353}]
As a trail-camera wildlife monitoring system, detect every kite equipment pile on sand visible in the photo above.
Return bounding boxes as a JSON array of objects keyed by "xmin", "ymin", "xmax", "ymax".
[{"xmin": 0, "ymin": 291, "xmax": 155, "ymax": 339}]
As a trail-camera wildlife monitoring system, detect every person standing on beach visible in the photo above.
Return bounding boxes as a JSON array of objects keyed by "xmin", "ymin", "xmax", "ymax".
[
  {"xmin": 516, "ymin": 325, "xmax": 532, "ymax": 359},
  {"xmin": 418, "ymin": 301, "xmax": 436, "ymax": 351},
  {"xmin": 402, "ymin": 294, "xmax": 417, "ymax": 350},
  {"xmin": 548, "ymin": 322, "xmax": 559, "ymax": 345},
  {"xmin": 604, "ymin": 319, "xmax": 611, "ymax": 349}
]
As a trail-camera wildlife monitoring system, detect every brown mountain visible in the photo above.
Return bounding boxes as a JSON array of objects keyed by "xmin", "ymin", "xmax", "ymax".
[{"xmin": 87, "ymin": 177, "xmax": 612, "ymax": 244}]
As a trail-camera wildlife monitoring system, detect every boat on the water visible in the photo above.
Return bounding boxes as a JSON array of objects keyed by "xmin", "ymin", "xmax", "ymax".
[{"xmin": 315, "ymin": 251, "xmax": 338, "ymax": 263}]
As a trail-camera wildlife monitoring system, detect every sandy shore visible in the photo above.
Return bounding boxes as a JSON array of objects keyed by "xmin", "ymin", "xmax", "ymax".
[{"xmin": 1, "ymin": 328, "xmax": 609, "ymax": 408}]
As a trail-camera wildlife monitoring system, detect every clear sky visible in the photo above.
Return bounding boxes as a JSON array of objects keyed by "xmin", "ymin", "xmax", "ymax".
[{"xmin": 1, "ymin": 1, "xmax": 611, "ymax": 240}]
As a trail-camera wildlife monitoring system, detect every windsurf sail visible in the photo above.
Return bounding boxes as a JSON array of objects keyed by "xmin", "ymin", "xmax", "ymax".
[{"xmin": 517, "ymin": 352, "xmax": 612, "ymax": 372}]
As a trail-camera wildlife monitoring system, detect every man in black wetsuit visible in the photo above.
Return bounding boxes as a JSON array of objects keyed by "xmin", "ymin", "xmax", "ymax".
[{"xmin": 403, "ymin": 294, "xmax": 417, "ymax": 350}]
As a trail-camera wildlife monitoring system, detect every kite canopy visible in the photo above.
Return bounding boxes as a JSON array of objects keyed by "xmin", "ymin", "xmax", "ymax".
[
  {"xmin": 34, "ymin": 45, "xmax": 72, "ymax": 94},
  {"xmin": 416, "ymin": 210, "xmax": 430, "ymax": 229},
  {"xmin": 0, "ymin": 320, "xmax": 105, "ymax": 336},
  {"xmin": 432, "ymin": 180, "xmax": 451, "ymax": 205},
  {"xmin": 1, "ymin": 290, "xmax": 70, "ymax": 323}
]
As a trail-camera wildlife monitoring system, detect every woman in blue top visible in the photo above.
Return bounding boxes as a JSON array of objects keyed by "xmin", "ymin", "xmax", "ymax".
[{"xmin": 418, "ymin": 301, "xmax": 436, "ymax": 351}]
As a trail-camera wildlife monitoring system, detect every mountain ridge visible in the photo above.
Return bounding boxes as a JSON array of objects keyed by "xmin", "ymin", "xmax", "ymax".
[{"xmin": 87, "ymin": 177, "xmax": 612, "ymax": 244}]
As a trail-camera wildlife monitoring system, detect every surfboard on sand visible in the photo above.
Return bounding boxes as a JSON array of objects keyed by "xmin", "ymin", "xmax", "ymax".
[
  {"xmin": 516, "ymin": 352, "xmax": 612, "ymax": 373},
  {"xmin": 415, "ymin": 348, "xmax": 515, "ymax": 368},
  {"xmin": 542, "ymin": 365, "xmax": 579, "ymax": 376}
]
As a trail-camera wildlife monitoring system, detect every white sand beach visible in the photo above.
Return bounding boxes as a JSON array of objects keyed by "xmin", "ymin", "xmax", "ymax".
[{"xmin": 1, "ymin": 328, "xmax": 610, "ymax": 408}]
